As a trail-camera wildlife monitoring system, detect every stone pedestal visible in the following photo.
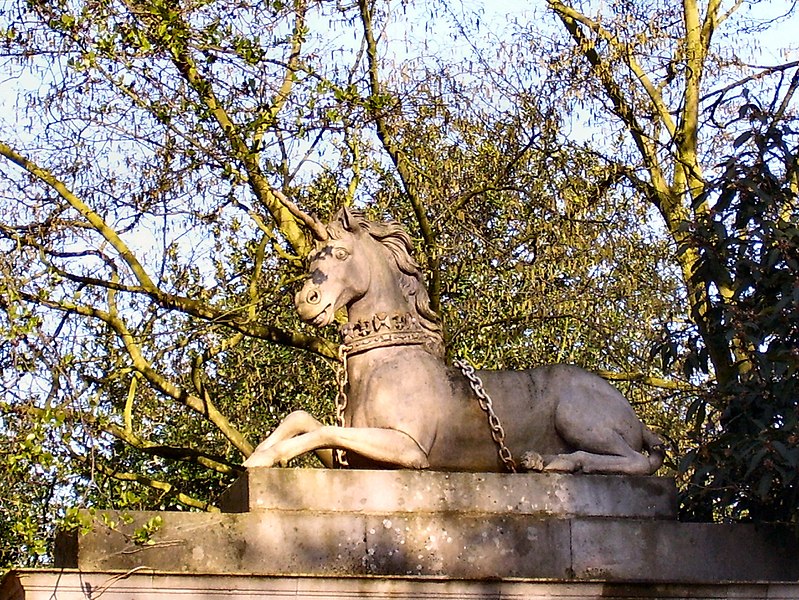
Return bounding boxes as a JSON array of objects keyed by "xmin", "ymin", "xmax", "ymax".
[
  {"xmin": 3, "ymin": 470, "xmax": 799, "ymax": 599},
  {"xmin": 4, "ymin": 569, "xmax": 799, "ymax": 600},
  {"xmin": 219, "ymin": 469, "xmax": 678, "ymax": 518}
]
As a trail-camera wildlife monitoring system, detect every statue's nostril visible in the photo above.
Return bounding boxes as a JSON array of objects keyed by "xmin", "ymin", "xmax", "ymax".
[{"xmin": 307, "ymin": 289, "xmax": 320, "ymax": 304}]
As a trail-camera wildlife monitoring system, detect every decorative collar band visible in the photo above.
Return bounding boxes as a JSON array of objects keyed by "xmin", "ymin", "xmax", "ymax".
[{"xmin": 340, "ymin": 312, "xmax": 440, "ymax": 356}]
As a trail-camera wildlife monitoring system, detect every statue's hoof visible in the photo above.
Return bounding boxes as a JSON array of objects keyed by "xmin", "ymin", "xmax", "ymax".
[
  {"xmin": 542, "ymin": 456, "xmax": 578, "ymax": 472},
  {"xmin": 243, "ymin": 452, "xmax": 276, "ymax": 469},
  {"xmin": 520, "ymin": 451, "xmax": 545, "ymax": 472}
]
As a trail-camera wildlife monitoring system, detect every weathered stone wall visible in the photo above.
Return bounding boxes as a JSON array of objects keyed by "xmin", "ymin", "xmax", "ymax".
[{"xmin": 52, "ymin": 470, "xmax": 799, "ymax": 583}]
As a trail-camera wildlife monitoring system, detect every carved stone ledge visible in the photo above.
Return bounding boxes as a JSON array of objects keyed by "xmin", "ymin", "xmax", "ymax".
[{"xmin": 218, "ymin": 469, "xmax": 678, "ymax": 519}]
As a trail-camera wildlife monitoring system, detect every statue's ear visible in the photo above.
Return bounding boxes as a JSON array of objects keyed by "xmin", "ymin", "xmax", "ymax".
[{"xmin": 337, "ymin": 206, "xmax": 357, "ymax": 232}]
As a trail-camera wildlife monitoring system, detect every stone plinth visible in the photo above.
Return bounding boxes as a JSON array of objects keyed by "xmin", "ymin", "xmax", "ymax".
[
  {"xmin": 55, "ymin": 509, "xmax": 799, "ymax": 582},
  {"xmin": 52, "ymin": 470, "xmax": 799, "ymax": 583},
  {"xmin": 219, "ymin": 469, "xmax": 677, "ymax": 519},
  {"xmin": 5, "ymin": 569, "xmax": 799, "ymax": 600}
]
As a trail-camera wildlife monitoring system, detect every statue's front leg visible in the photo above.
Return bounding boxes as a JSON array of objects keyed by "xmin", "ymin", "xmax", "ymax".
[
  {"xmin": 243, "ymin": 445, "xmax": 279, "ymax": 468},
  {"xmin": 245, "ymin": 426, "xmax": 430, "ymax": 470},
  {"xmin": 244, "ymin": 410, "xmax": 333, "ymax": 468}
]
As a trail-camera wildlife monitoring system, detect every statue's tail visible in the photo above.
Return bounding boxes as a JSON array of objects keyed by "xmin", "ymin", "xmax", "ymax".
[{"xmin": 642, "ymin": 426, "xmax": 666, "ymax": 473}]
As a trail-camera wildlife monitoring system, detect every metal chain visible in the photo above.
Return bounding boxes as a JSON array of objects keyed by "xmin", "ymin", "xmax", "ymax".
[
  {"xmin": 333, "ymin": 344, "xmax": 352, "ymax": 468},
  {"xmin": 454, "ymin": 359, "xmax": 517, "ymax": 473}
]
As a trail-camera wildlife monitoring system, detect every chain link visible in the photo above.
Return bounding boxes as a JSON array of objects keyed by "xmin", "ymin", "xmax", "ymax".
[
  {"xmin": 334, "ymin": 344, "xmax": 352, "ymax": 468},
  {"xmin": 454, "ymin": 359, "xmax": 517, "ymax": 472}
]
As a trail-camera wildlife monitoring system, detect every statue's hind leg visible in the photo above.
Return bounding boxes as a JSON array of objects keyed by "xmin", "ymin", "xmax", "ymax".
[
  {"xmin": 538, "ymin": 388, "xmax": 659, "ymax": 475},
  {"xmin": 540, "ymin": 432, "xmax": 653, "ymax": 475}
]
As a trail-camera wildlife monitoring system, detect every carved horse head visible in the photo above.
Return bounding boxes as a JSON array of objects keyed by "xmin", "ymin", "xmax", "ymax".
[{"xmin": 294, "ymin": 208, "xmax": 442, "ymax": 343}]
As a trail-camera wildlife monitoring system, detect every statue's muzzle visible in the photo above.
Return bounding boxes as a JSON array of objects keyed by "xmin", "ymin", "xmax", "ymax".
[
  {"xmin": 295, "ymin": 281, "xmax": 332, "ymax": 327},
  {"xmin": 298, "ymin": 285, "xmax": 321, "ymax": 306}
]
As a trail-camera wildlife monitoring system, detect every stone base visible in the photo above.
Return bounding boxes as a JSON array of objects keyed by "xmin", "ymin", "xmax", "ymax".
[
  {"xmin": 218, "ymin": 469, "xmax": 678, "ymax": 518},
  {"xmin": 51, "ymin": 470, "xmax": 799, "ymax": 583},
  {"xmin": 5, "ymin": 570, "xmax": 799, "ymax": 600},
  {"xmin": 54, "ymin": 508, "xmax": 799, "ymax": 582}
]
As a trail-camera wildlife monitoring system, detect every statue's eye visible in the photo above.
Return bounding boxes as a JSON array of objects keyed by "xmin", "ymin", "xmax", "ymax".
[{"xmin": 334, "ymin": 248, "xmax": 349, "ymax": 260}]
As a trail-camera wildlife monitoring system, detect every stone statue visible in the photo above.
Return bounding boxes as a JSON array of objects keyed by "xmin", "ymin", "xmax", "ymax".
[{"xmin": 244, "ymin": 207, "xmax": 664, "ymax": 474}]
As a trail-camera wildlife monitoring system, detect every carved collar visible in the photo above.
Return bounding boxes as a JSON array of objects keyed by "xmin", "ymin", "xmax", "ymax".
[{"xmin": 340, "ymin": 312, "xmax": 438, "ymax": 355}]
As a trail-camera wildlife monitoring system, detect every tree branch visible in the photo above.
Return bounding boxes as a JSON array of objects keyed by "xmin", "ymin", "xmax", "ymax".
[
  {"xmin": 1, "ymin": 221, "xmax": 337, "ymax": 358},
  {"xmin": 0, "ymin": 140, "xmax": 158, "ymax": 291},
  {"xmin": 675, "ymin": 0, "xmax": 709, "ymax": 203},
  {"xmin": 15, "ymin": 290, "xmax": 255, "ymax": 456},
  {"xmin": 700, "ymin": 60, "xmax": 799, "ymax": 103},
  {"xmin": 6, "ymin": 401, "xmax": 241, "ymax": 475},
  {"xmin": 595, "ymin": 370, "xmax": 697, "ymax": 392},
  {"xmin": 122, "ymin": 0, "xmax": 312, "ymax": 255},
  {"xmin": 72, "ymin": 452, "xmax": 221, "ymax": 512},
  {"xmin": 252, "ymin": 0, "xmax": 307, "ymax": 151},
  {"xmin": 545, "ymin": 1, "xmax": 672, "ymax": 208},
  {"xmin": 357, "ymin": 0, "xmax": 442, "ymax": 312},
  {"xmin": 546, "ymin": 1, "xmax": 677, "ymax": 137}
]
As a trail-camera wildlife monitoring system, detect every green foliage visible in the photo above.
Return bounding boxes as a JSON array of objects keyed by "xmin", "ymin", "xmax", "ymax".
[
  {"xmin": 680, "ymin": 108, "xmax": 799, "ymax": 522},
  {"xmin": 0, "ymin": 408, "xmax": 63, "ymax": 569},
  {"xmin": 132, "ymin": 515, "xmax": 164, "ymax": 546}
]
